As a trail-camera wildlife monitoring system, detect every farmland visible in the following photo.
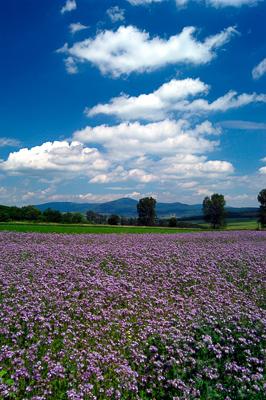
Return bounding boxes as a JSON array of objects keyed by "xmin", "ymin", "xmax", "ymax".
[
  {"xmin": 0, "ymin": 223, "xmax": 200, "ymax": 235},
  {"xmin": 0, "ymin": 231, "xmax": 265, "ymax": 399},
  {"xmin": 0, "ymin": 218, "xmax": 258, "ymax": 235}
]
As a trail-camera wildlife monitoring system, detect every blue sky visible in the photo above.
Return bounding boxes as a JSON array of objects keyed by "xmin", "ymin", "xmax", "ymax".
[{"xmin": 0, "ymin": 0, "xmax": 265, "ymax": 206}]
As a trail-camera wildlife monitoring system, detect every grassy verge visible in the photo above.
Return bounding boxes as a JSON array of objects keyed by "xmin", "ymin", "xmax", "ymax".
[
  {"xmin": 0, "ymin": 222, "xmax": 202, "ymax": 234},
  {"xmin": 0, "ymin": 218, "xmax": 259, "ymax": 234}
]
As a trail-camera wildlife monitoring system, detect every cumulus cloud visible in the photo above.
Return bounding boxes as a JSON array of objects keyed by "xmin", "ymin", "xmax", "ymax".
[
  {"xmin": 174, "ymin": 91, "xmax": 266, "ymax": 114},
  {"xmin": 73, "ymin": 119, "xmax": 221, "ymax": 160},
  {"xmin": 59, "ymin": 25, "xmax": 237, "ymax": 76},
  {"xmin": 252, "ymin": 58, "xmax": 266, "ymax": 80},
  {"xmin": 73, "ymin": 119, "xmax": 234, "ymax": 183},
  {"xmin": 90, "ymin": 166, "xmax": 157, "ymax": 184},
  {"xmin": 0, "ymin": 141, "xmax": 109, "ymax": 178},
  {"xmin": 87, "ymin": 78, "xmax": 208, "ymax": 120},
  {"xmin": 0, "ymin": 137, "xmax": 20, "ymax": 147},
  {"xmin": 154, "ymin": 154, "xmax": 234, "ymax": 180},
  {"xmin": 259, "ymin": 157, "xmax": 266, "ymax": 174},
  {"xmin": 89, "ymin": 156, "xmax": 234, "ymax": 184},
  {"xmin": 69, "ymin": 22, "xmax": 88, "ymax": 34},
  {"xmin": 107, "ymin": 6, "xmax": 125, "ymax": 23},
  {"xmin": 0, "ymin": 118, "xmax": 234, "ymax": 186},
  {"xmin": 61, "ymin": 0, "xmax": 77, "ymax": 14},
  {"xmin": 86, "ymin": 79, "xmax": 265, "ymax": 121}
]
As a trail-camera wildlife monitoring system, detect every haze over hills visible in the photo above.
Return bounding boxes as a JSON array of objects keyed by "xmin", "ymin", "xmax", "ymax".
[{"xmin": 35, "ymin": 198, "xmax": 258, "ymax": 219}]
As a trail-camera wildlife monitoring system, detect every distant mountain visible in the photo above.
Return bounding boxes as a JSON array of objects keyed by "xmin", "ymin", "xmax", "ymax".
[
  {"xmin": 35, "ymin": 198, "xmax": 259, "ymax": 219},
  {"xmin": 35, "ymin": 198, "xmax": 139, "ymax": 216}
]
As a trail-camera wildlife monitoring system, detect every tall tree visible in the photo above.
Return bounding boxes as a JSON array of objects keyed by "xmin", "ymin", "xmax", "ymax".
[
  {"xmin": 21, "ymin": 205, "xmax": 42, "ymax": 221},
  {"xmin": 258, "ymin": 188, "xmax": 266, "ymax": 229},
  {"xmin": 202, "ymin": 193, "xmax": 226, "ymax": 229},
  {"xmin": 107, "ymin": 215, "xmax": 120, "ymax": 225},
  {"xmin": 137, "ymin": 197, "xmax": 157, "ymax": 226},
  {"xmin": 43, "ymin": 208, "xmax": 62, "ymax": 223},
  {"xmin": 168, "ymin": 217, "xmax": 178, "ymax": 227}
]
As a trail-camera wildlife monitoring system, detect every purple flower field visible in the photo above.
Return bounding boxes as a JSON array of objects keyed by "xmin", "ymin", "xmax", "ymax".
[{"xmin": 0, "ymin": 231, "xmax": 265, "ymax": 400}]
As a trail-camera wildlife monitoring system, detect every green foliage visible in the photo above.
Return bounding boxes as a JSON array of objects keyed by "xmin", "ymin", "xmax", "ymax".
[
  {"xmin": 202, "ymin": 194, "xmax": 226, "ymax": 229},
  {"xmin": 137, "ymin": 197, "xmax": 157, "ymax": 226},
  {"xmin": 0, "ymin": 207, "xmax": 10, "ymax": 222},
  {"xmin": 43, "ymin": 208, "xmax": 62, "ymax": 223},
  {"xmin": 258, "ymin": 188, "xmax": 266, "ymax": 228},
  {"xmin": 20, "ymin": 205, "xmax": 42, "ymax": 221},
  {"xmin": 168, "ymin": 217, "xmax": 178, "ymax": 227},
  {"xmin": 71, "ymin": 212, "xmax": 85, "ymax": 224},
  {"xmin": 86, "ymin": 210, "xmax": 107, "ymax": 224},
  {"xmin": 0, "ymin": 204, "xmax": 89, "ymax": 225},
  {"xmin": 61, "ymin": 212, "xmax": 74, "ymax": 224},
  {"xmin": 107, "ymin": 214, "xmax": 120, "ymax": 225}
]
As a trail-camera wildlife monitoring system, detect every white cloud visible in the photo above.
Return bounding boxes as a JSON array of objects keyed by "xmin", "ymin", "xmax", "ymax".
[
  {"xmin": 207, "ymin": 0, "xmax": 260, "ymax": 7},
  {"xmin": 64, "ymin": 57, "xmax": 78, "ymax": 74},
  {"xmin": 69, "ymin": 22, "xmax": 88, "ymax": 34},
  {"xmin": 107, "ymin": 6, "xmax": 125, "ymax": 23},
  {"xmin": 225, "ymin": 193, "xmax": 250, "ymax": 202},
  {"xmin": 127, "ymin": 0, "xmax": 163, "ymax": 4},
  {"xmin": 37, "ymin": 191, "xmax": 141, "ymax": 203},
  {"xmin": 174, "ymin": 91, "xmax": 266, "ymax": 113},
  {"xmin": 90, "ymin": 166, "xmax": 157, "ymax": 184},
  {"xmin": 252, "ymin": 58, "xmax": 266, "ymax": 80},
  {"xmin": 0, "ymin": 141, "xmax": 109, "ymax": 178},
  {"xmin": 73, "ymin": 119, "xmax": 234, "ymax": 184},
  {"xmin": 61, "ymin": 0, "xmax": 77, "ymax": 14},
  {"xmin": 0, "ymin": 119, "xmax": 233, "ymax": 186},
  {"xmin": 220, "ymin": 120, "xmax": 266, "ymax": 130},
  {"xmin": 87, "ymin": 78, "xmax": 208, "ymax": 120},
  {"xmin": 0, "ymin": 186, "xmax": 8, "ymax": 197},
  {"xmin": 59, "ymin": 25, "xmax": 237, "ymax": 77},
  {"xmin": 127, "ymin": 0, "xmax": 260, "ymax": 7},
  {"xmin": 154, "ymin": 154, "xmax": 234, "ymax": 179},
  {"xmin": 73, "ymin": 119, "xmax": 221, "ymax": 160},
  {"xmin": 86, "ymin": 79, "xmax": 265, "ymax": 121},
  {"xmin": 259, "ymin": 157, "xmax": 266, "ymax": 174},
  {"xmin": 0, "ymin": 137, "xmax": 20, "ymax": 147}
]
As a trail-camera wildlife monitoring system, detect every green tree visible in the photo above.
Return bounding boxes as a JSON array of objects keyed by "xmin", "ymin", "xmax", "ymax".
[
  {"xmin": 258, "ymin": 188, "xmax": 266, "ymax": 229},
  {"xmin": 43, "ymin": 208, "xmax": 62, "ymax": 223},
  {"xmin": 86, "ymin": 210, "xmax": 107, "ymax": 224},
  {"xmin": 137, "ymin": 197, "xmax": 157, "ymax": 226},
  {"xmin": 107, "ymin": 214, "xmax": 120, "ymax": 225},
  {"xmin": 0, "ymin": 206, "xmax": 10, "ymax": 222},
  {"xmin": 202, "ymin": 193, "xmax": 226, "ymax": 229},
  {"xmin": 168, "ymin": 217, "xmax": 178, "ymax": 227},
  {"xmin": 9, "ymin": 206, "xmax": 23, "ymax": 221},
  {"xmin": 61, "ymin": 212, "xmax": 74, "ymax": 224},
  {"xmin": 21, "ymin": 205, "xmax": 42, "ymax": 221},
  {"xmin": 71, "ymin": 212, "xmax": 84, "ymax": 224}
]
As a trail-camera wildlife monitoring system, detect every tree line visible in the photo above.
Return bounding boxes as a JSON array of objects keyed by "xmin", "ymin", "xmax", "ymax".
[
  {"xmin": 202, "ymin": 190, "xmax": 266, "ymax": 229},
  {"xmin": 0, "ymin": 206, "xmax": 85, "ymax": 224},
  {"xmin": 0, "ymin": 188, "xmax": 265, "ymax": 229},
  {"xmin": 136, "ymin": 189, "xmax": 266, "ymax": 229}
]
